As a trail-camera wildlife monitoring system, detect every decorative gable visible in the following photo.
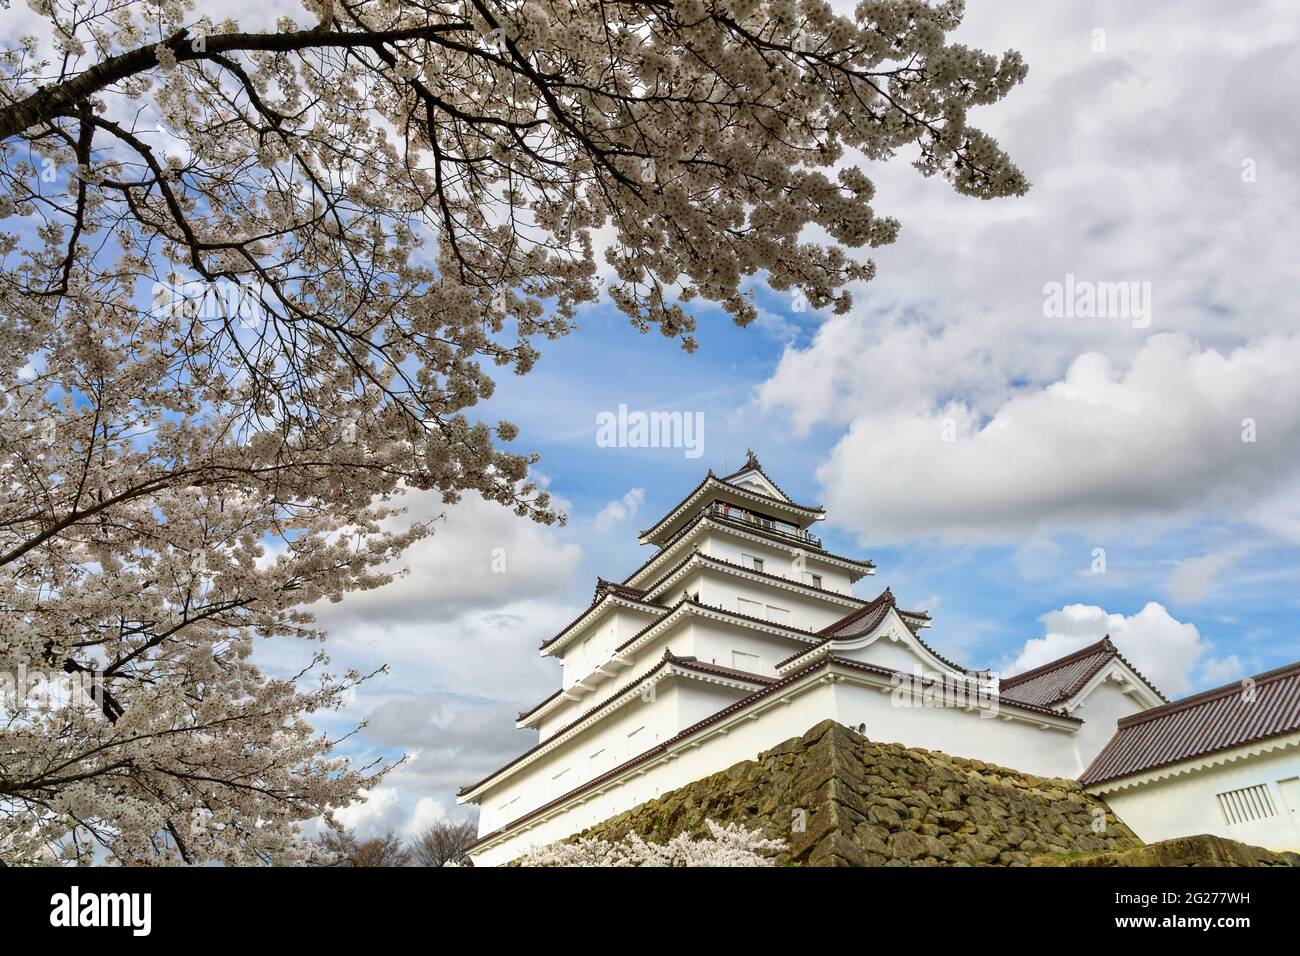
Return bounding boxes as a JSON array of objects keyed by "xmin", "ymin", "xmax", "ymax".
[{"xmin": 776, "ymin": 590, "xmax": 961, "ymax": 679}]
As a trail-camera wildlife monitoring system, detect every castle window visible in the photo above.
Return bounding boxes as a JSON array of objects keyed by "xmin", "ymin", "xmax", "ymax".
[
  {"xmin": 741, "ymin": 553, "xmax": 764, "ymax": 572},
  {"xmin": 732, "ymin": 650, "xmax": 761, "ymax": 672}
]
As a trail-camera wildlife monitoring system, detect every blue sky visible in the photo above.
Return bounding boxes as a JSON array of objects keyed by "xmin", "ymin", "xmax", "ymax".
[{"xmin": 230, "ymin": 0, "xmax": 1300, "ymax": 837}]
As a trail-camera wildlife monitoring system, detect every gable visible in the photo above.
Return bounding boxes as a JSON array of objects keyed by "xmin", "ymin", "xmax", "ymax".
[
  {"xmin": 1061, "ymin": 657, "xmax": 1166, "ymax": 715},
  {"xmin": 726, "ymin": 469, "xmax": 788, "ymax": 501},
  {"xmin": 811, "ymin": 607, "xmax": 967, "ymax": 680}
]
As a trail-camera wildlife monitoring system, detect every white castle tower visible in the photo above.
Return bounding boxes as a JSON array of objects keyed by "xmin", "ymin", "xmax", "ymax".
[{"xmin": 457, "ymin": 454, "xmax": 1166, "ymax": 865}]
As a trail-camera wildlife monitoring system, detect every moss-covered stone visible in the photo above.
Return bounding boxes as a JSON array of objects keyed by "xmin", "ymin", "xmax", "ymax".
[
  {"xmin": 545, "ymin": 721, "xmax": 1295, "ymax": 867},
  {"xmin": 1032, "ymin": 833, "xmax": 1298, "ymax": 867},
  {"xmin": 567, "ymin": 720, "xmax": 1154, "ymax": 866}
]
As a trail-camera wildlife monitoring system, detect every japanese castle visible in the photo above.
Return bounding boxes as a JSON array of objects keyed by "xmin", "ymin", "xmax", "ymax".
[{"xmin": 458, "ymin": 454, "xmax": 1300, "ymax": 865}]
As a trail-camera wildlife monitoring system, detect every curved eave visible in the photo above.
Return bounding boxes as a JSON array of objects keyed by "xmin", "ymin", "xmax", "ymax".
[
  {"xmin": 638, "ymin": 476, "xmax": 824, "ymax": 546},
  {"xmin": 538, "ymin": 593, "xmax": 667, "ymax": 658},
  {"xmin": 459, "ymin": 655, "xmax": 771, "ymax": 802},
  {"xmin": 622, "ymin": 514, "xmax": 873, "ymax": 590},
  {"xmin": 642, "ymin": 551, "xmax": 866, "ymax": 610}
]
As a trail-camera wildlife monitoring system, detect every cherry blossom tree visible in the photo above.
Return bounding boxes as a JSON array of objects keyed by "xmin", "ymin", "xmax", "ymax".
[
  {"xmin": 0, "ymin": 0, "xmax": 1026, "ymax": 864},
  {"xmin": 515, "ymin": 819, "xmax": 787, "ymax": 866}
]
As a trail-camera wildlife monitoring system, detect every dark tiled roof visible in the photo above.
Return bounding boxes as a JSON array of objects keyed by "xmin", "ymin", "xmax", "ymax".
[
  {"xmin": 660, "ymin": 652, "xmax": 776, "ymax": 686},
  {"xmin": 464, "ymin": 653, "xmax": 1081, "ymax": 852},
  {"xmin": 818, "ymin": 587, "xmax": 899, "ymax": 638},
  {"xmin": 999, "ymin": 637, "xmax": 1167, "ymax": 709},
  {"xmin": 1081, "ymin": 660, "xmax": 1300, "ymax": 787}
]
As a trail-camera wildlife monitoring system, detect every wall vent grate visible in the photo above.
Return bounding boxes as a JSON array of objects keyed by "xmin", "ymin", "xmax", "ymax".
[{"xmin": 1216, "ymin": 783, "xmax": 1277, "ymax": 825}]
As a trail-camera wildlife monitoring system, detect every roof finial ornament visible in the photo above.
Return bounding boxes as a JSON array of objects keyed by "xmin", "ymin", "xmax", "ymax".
[{"xmin": 744, "ymin": 448, "xmax": 760, "ymax": 471}]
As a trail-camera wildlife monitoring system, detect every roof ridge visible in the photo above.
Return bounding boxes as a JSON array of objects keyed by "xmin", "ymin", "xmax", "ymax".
[
  {"xmin": 1115, "ymin": 658, "xmax": 1300, "ymax": 729},
  {"xmin": 999, "ymin": 636, "xmax": 1115, "ymax": 688}
]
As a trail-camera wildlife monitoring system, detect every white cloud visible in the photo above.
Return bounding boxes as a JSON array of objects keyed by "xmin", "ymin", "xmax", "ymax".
[
  {"xmin": 1004, "ymin": 601, "xmax": 1226, "ymax": 698},
  {"xmin": 1168, "ymin": 550, "xmax": 1245, "ymax": 604},
  {"xmin": 404, "ymin": 796, "xmax": 452, "ymax": 838},
  {"xmin": 333, "ymin": 788, "xmax": 406, "ymax": 839},
  {"xmin": 593, "ymin": 487, "xmax": 646, "ymax": 533},
  {"xmin": 1199, "ymin": 655, "xmax": 1245, "ymax": 687},
  {"xmin": 810, "ymin": 334, "xmax": 1300, "ymax": 544},
  {"xmin": 314, "ymin": 489, "xmax": 582, "ymax": 626},
  {"xmin": 755, "ymin": 2, "xmax": 1300, "ymax": 551}
]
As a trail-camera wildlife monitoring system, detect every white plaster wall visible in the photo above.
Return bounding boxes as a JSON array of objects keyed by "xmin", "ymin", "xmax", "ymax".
[
  {"xmin": 836, "ymin": 631, "xmax": 944, "ymax": 676},
  {"xmin": 478, "ymin": 683, "xmax": 684, "ymax": 835},
  {"xmin": 540, "ymin": 611, "xmax": 817, "ymax": 737},
  {"xmin": 700, "ymin": 533, "xmax": 854, "ymax": 595},
  {"xmin": 470, "ymin": 671, "xmax": 1090, "ymax": 865},
  {"xmin": 471, "ymin": 680, "xmax": 839, "ymax": 866},
  {"xmin": 539, "ymin": 626, "xmax": 696, "ymax": 737},
  {"xmin": 701, "ymin": 572, "xmax": 851, "ymax": 632},
  {"xmin": 1098, "ymin": 742, "xmax": 1300, "ymax": 851},
  {"xmin": 830, "ymin": 679, "xmax": 1081, "ymax": 779},
  {"xmin": 688, "ymin": 617, "xmax": 814, "ymax": 678},
  {"xmin": 557, "ymin": 605, "xmax": 661, "ymax": 687},
  {"xmin": 1066, "ymin": 678, "xmax": 1150, "ymax": 777}
]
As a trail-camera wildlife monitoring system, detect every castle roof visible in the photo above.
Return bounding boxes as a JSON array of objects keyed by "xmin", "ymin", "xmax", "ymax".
[
  {"xmin": 619, "ymin": 508, "xmax": 874, "ymax": 587},
  {"xmin": 636, "ymin": 467, "xmax": 825, "ymax": 546},
  {"xmin": 1081, "ymin": 659, "xmax": 1300, "ymax": 787},
  {"xmin": 773, "ymin": 588, "xmax": 955, "ymax": 672},
  {"xmin": 998, "ymin": 637, "xmax": 1166, "ymax": 709}
]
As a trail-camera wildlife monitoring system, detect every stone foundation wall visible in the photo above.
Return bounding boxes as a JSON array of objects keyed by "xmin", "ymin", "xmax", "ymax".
[{"xmin": 573, "ymin": 720, "xmax": 1141, "ymax": 866}]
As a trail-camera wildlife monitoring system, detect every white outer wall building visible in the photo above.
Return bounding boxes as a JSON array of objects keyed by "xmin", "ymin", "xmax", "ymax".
[
  {"xmin": 1081, "ymin": 661, "xmax": 1300, "ymax": 853},
  {"xmin": 1089, "ymin": 736, "xmax": 1300, "ymax": 851}
]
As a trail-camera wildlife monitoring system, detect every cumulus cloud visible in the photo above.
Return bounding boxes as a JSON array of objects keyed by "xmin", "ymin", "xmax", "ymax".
[
  {"xmin": 593, "ymin": 487, "xmax": 646, "ymax": 533},
  {"xmin": 810, "ymin": 334, "xmax": 1300, "ymax": 544},
  {"xmin": 755, "ymin": 2, "xmax": 1300, "ymax": 556},
  {"xmin": 313, "ymin": 489, "xmax": 582, "ymax": 626},
  {"xmin": 1004, "ymin": 601, "xmax": 1235, "ymax": 698},
  {"xmin": 332, "ymin": 788, "xmax": 407, "ymax": 839},
  {"xmin": 327, "ymin": 788, "xmax": 468, "ymax": 841}
]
